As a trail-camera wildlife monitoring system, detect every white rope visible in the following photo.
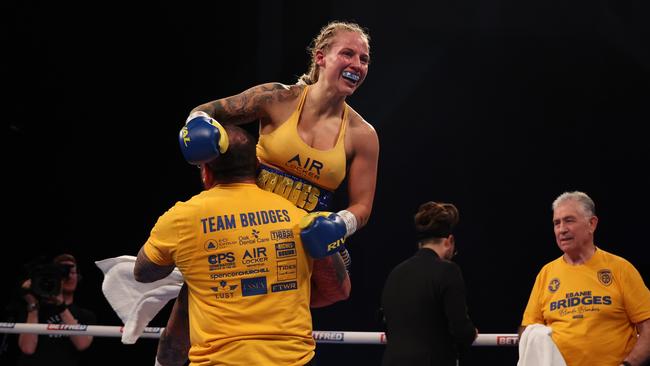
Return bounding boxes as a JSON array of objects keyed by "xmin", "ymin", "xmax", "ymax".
[
  {"xmin": 0, "ymin": 323, "xmax": 518, "ymax": 346},
  {"xmin": 0, "ymin": 323, "xmax": 162, "ymax": 339},
  {"xmin": 313, "ymin": 330, "xmax": 518, "ymax": 346}
]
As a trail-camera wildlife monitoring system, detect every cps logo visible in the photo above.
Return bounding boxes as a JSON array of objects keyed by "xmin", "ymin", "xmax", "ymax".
[{"xmin": 208, "ymin": 253, "xmax": 235, "ymax": 264}]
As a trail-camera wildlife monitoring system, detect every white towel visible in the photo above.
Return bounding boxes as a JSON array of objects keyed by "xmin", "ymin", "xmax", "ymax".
[
  {"xmin": 517, "ymin": 324, "xmax": 567, "ymax": 366},
  {"xmin": 95, "ymin": 256, "xmax": 183, "ymax": 344}
]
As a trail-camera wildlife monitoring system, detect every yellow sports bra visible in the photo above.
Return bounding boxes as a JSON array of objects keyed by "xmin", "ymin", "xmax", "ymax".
[{"xmin": 257, "ymin": 85, "xmax": 348, "ymax": 193}]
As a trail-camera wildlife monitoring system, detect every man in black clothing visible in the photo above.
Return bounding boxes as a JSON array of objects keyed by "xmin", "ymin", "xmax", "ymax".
[
  {"xmin": 381, "ymin": 201, "xmax": 477, "ymax": 366},
  {"xmin": 16, "ymin": 253, "xmax": 96, "ymax": 366}
]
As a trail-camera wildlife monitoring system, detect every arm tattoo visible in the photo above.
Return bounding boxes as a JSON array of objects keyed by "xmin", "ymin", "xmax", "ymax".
[
  {"xmin": 207, "ymin": 83, "xmax": 301, "ymax": 125},
  {"xmin": 134, "ymin": 247, "xmax": 175, "ymax": 283}
]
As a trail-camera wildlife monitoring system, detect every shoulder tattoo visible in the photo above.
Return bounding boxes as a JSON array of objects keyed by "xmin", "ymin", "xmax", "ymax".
[{"xmin": 210, "ymin": 84, "xmax": 301, "ymax": 124}]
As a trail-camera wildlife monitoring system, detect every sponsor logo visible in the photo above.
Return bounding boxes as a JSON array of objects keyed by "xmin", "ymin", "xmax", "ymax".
[
  {"xmin": 211, "ymin": 280, "xmax": 238, "ymax": 299},
  {"xmin": 210, "ymin": 267, "xmax": 270, "ymax": 280},
  {"xmin": 597, "ymin": 269, "xmax": 613, "ymax": 286},
  {"xmin": 242, "ymin": 247, "xmax": 268, "ymax": 266},
  {"xmin": 277, "ymin": 259, "xmax": 297, "ymax": 281},
  {"xmin": 252, "ymin": 229, "xmax": 270, "ymax": 243},
  {"xmin": 271, "ymin": 281, "xmax": 298, "ymax": 293},
  {"xmin": 143, "ymin": 327, "xmax": 162, "ymax": 334},
  {"xmin": 497, "ymin": 336, "xmax": 519, "ymax": 345},
  {"xmin": 211, "ymin": 281, "xmax": 239, "ymax": 292},
  {"xmin": 286, "ymin": 154, "xmax": 323, "ymax": 179},
  {"xmin": 548, "ymin": 278, "xmax": 560, "ymax": 293},
  {"xmin": 312, "ymin": 331, "xmax": 344, "ymax": 341},
  {"xmin": 241, "ymin": 277, "xmax": 268, "ymax": 297},
  {"xmin": 239, "ymin": 230, "xmax": 270, "ymax": 245},
  {"xmin": 238, "ymin": 234, "xmax": 257, "ymax": 246},
  {"xmin": 204, "ymin": 239, "xmax": 218, "ymax": 251},
  {"xmin": 275, "ymin": 241, "xmax": 296, "ymax": 258},
  {"xmin": 327, "ymin": 237, "xmax": 345, "ymax": 252},
  {"xmin": 0, "ymin": 323, "xmax": 16, "ymax": 328},
  {"xmin": 204, "ymin": 238, "xmax": 237, "ymax": 251},
  {"xmin": 208, "ymin": 252, "xmax": 236, "ymax": 270},
  {"xmin": 46, "ymin": 324, "xmax": 88, "ymax": 331},
  {"xmin": 271, "ymin": 229, "xmax": 294, "ymax": 241},
  {"xmin": 209, "ymin": 252, "xmax": 235, "ymax": 264},
  {"xmin": 180, "ymin": 127, "xmax": 190, "ymax": 146}
]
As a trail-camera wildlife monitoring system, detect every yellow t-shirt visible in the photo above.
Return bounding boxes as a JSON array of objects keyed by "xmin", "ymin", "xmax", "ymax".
[
  {"xmin": 521, "ymin": 248, "xmax": 650, "ymax": 366},
  {"xmin": 144, "ymin": 183, "xmax": 314, "ymax": 366},
  {"xmin": 256, "ymin": 85, "xmax": 348, "ymax": 192}
]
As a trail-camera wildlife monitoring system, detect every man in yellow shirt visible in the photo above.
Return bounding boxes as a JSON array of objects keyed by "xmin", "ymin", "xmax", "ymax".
[
  {"xmin": 520, "ymin": 191, "xmax": 650, "ymax": 366},
  {"xmin": 134, "ymin": 125, "xmax": 347, "ymax": 366}
]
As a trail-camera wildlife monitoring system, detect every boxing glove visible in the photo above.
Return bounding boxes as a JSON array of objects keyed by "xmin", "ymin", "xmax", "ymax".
[
  {"xmin": 299, "ymin": 212, "xmax": 347, "ymax": 258},
  {"xmin": 179, "ymin": 111, "xmax": 229, "ymax": 165}
]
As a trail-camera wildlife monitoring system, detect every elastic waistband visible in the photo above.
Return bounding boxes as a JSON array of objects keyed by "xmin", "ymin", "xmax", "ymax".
[{"xmin": 257, "ymin": 164, "xmax": 333, "ymax": 212}]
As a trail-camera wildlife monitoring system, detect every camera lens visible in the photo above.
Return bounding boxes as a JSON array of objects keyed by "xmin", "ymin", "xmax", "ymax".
[
  {"xmin": 35, "ymin": 277, "xmax": 59, "ymax": 297},
  {"xmin": 30, "ymin": 264, "xmax": 64, "ymax": 298}
]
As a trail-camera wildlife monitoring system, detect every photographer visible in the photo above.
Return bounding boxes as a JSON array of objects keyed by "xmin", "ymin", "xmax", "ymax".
[{"xmin": 17, "ymin": 253, "xmax": 96, "ymax": 366}]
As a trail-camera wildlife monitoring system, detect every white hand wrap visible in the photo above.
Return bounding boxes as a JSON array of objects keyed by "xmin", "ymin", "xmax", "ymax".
[
  {"xmin": 185, "ymin": 110, "xmax": 211, "ymax": 124},
  {"xmin": 337, "ymin": 210, "xmax": 357, "ymax": 238}
]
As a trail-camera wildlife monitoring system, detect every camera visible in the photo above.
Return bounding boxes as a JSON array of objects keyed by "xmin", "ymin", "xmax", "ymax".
[{"xmin": 28, "ymin": 263, "xmax": 73, "ymax": 299}]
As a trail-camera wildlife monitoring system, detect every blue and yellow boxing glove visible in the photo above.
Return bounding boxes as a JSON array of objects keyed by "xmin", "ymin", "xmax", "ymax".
[
  {"xmin": 179, "ymin": 111, "xmax": 229, "ymax": 165},
  {"xmin": 299, "ymin": 212, "xmax": 348, "ymax": 258}
]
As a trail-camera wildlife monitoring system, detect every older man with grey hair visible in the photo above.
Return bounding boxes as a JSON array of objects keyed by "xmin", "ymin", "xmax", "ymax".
[{"xmin": 520, "ymin": 191, "xmax": 650, "ymax": 366}]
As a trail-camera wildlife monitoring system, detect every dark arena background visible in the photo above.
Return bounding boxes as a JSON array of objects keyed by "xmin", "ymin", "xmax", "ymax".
[{"xmin": 4, "ymin": 1, "xmax": 649, "ymax": 365}]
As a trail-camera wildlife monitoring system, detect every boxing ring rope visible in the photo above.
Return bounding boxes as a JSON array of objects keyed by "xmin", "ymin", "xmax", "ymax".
[{"xmin": 0, "ymin": 323, "xmax": 518, "ymax": 346}]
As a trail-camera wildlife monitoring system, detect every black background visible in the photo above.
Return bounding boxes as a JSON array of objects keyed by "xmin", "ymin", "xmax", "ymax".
[{"xmin": 4, "ymin": 0, "xmax": 649, "ymax": 365}]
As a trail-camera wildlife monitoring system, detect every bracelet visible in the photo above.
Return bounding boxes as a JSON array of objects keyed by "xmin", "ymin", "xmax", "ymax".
[{"xmin": 26, "ymin": 303, "xmax": 38, "ymax": 312}]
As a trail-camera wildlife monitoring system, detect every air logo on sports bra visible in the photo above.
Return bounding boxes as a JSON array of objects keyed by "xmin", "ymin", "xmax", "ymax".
[{"xmin": 285, "ymin": 154, "xmax": 323, "ymax": 180}]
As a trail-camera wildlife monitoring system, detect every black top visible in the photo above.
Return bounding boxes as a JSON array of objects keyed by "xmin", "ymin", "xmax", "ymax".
[
  {"xmin": 381, "ymin": 248, "xmax": 476, "ymax": 366},
  {"xmin": 16, "ymin": 302, "xmax": 96, "ymax": 366}
]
